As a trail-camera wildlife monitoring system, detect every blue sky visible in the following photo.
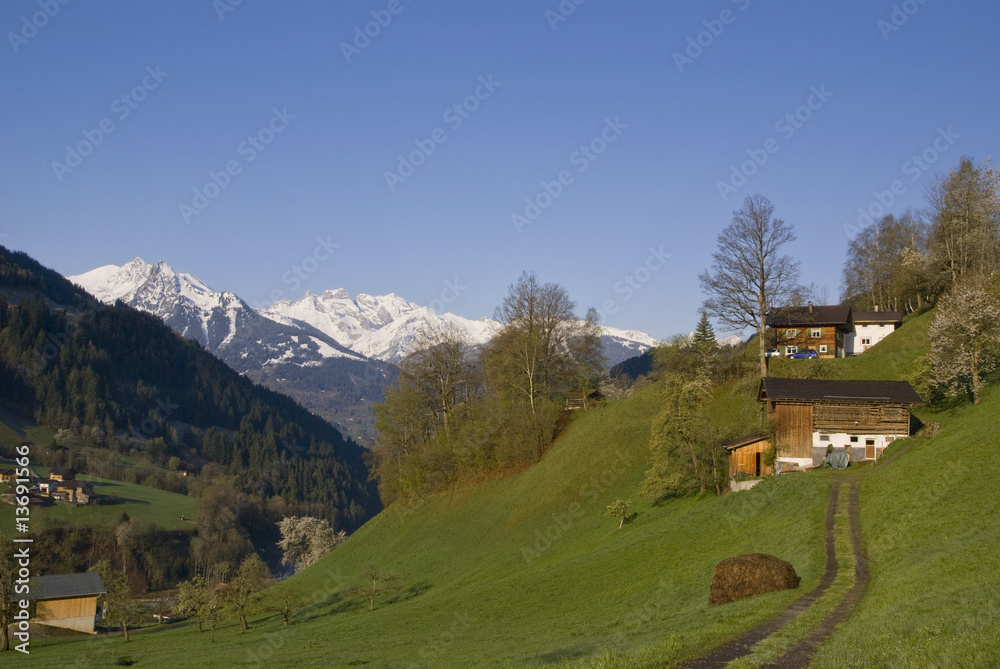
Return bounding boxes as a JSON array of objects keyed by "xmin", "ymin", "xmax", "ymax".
[{"xmin": 2, "ymin": 0, "xmax": 997, "ymax": 339}]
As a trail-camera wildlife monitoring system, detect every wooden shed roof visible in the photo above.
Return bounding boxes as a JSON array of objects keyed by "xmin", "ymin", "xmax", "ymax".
[
  {"xmin": 722, "ymin": 433, "xmax": 770, "ymax": 451},
  {"xmin": 33, "ymin": 573, "xmax": 106, "ymax": 600},
  {"xmin": 759, "ymin": 378, "xmax": 923, "ymax": 405}
]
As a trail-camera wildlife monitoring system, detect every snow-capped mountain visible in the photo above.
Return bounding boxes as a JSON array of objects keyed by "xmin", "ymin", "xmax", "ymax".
[
  {"xmin": 72, "ymin": 259, "xmax": 366, "ymax": 366},
  {"xmin": 71, "ymin": 258, "xmax": 661, "ymax": 438},
  {"xmin": 260, "ymin": 289, "xmax": 496, "ymax": 363},
  {"xmin": 70, "ymin": 260, "xmax": 397, "ymax": 442},
  {"xmin": 262, "ymin": 290, "xmax": 660, "ymax": 366}
]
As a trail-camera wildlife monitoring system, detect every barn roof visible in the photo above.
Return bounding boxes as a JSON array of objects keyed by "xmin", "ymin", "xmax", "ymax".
[
  {"xmin": 767, "ymin": 304, "xmax": 852, "ymax": 327},
  {"xmin": 852, "ymin": 310, "xmax": 904, "ymax": 324},
  {"xmin": 33, "ymin": 572, "xmax": 106, "ymax": 600},
  {"xmin": 759, "ymin": 378, "xmax": 923, "ymax": 405}
]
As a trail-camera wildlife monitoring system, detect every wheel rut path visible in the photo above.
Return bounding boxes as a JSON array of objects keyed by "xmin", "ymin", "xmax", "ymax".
[
  {"xmin": 683, "ymin": 472, "xmax": 872, "ymax": 669},
  {"xmin": 682, "ymin": 483, "xmax": 842, "ymax": 669}
]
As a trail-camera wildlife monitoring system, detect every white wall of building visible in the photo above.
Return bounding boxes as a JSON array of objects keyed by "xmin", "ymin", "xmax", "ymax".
[
  {"xmin": 813, "ymin": 431, "xmax": 902, "ymax": 461},
  {"xmin": 845, "ymin": 322, "xmax": 897, "ymax": 355}
]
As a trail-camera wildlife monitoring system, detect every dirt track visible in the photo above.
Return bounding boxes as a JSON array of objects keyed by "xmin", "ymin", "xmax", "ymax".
[
  {"xmin": 763, "ymin": 478, "xmax": 868, "ymax": 668},
  {"xmin": 682, "ymin": 483, "xmax": 842, "ymax": 669}
]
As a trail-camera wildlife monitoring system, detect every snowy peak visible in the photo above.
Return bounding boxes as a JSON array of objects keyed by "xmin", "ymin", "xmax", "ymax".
[
  {"xmin": 72, "ymin": 260, "xmax": 662, "ymax": 368},
  {"xmin": 262, "ymin": 289, "xmax": 495, "ymax": 363}
]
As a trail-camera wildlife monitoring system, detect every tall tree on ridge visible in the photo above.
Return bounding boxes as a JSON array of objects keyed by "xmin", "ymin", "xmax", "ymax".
[{"xmin": 699, "ymin": 195, "xmax": 801, "ymax": 377}]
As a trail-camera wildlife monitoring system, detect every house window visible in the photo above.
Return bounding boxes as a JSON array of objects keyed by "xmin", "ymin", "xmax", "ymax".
[
  {"xmin": 850, "ymin": 436, "xmax": 859, "ymax": 443},
  {"xmin": 866, "ymin": 439, "xmax": 875, "ymax": 446},
  {"xmin": 819, "ymin": 435, "xmax": 830, "ymax": 442},
  {"xmin": 861, "ymin": 338, "xmax": 871, "ymax": 346},
  {"xmin": 784, "ymin": 329, "xmax": 798, "ymax": 339},
  {"xmin": 818, "ymin": 345, "xmax": 828, "ymax": 354},
  {"xmin": 785, "ymin": 346, "xmax": 798, "ymax": 355},
  {"xmin": 810, "ymin": 328, "xmax": 822, "ymax": 338}
]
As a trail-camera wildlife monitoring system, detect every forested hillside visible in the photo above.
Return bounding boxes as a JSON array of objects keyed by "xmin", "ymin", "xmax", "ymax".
[{"xmin": 0, "ymin": 246, "xmax": 380, "ymax": 531}]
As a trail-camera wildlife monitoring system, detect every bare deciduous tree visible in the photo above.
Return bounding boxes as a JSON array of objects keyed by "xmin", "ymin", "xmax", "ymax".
[
  {"xmin": 700, "ymin": 195, "xmax": 801, "ymax": 376},
  {"xmin": 841, "ymin": 211, "xmax": 935, "ymax": 312},
  {"xmin": 488, "ymin": 271, "xmax": 594, "ymax": 414},
  {"xmin": 927, "ymin": 157, "xmax": 1000, "ymax": 283},
  {"xmin": 350, "ymin": 562, "xmax": 403, "ymax": 611}
]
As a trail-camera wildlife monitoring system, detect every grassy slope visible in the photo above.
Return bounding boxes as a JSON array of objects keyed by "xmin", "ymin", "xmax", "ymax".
[
  {"xmin": 29, "ymin": 308, "xmax": 1000, "ymax": 667},
  {"xmin": 29, "ymin": 383, "xmax": 831, "ymax": 668}
]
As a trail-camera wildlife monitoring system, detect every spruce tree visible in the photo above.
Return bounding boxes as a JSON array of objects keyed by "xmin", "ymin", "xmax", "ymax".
[{"xmin": 692, "ymin": 311, "xmax": 717, "ymax": 349}]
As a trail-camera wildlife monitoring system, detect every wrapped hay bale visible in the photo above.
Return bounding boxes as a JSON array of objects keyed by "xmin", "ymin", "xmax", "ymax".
[{"xmin": 708, "ymin": 553, "xmax": 799, "ymax": 605}]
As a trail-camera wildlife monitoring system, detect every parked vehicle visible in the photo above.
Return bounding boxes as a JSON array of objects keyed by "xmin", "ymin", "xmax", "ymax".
[
  {"xmin": 765, "ymin": 349, "xmax": 781, "ymax": 358},
  {"xmin": 787, "ymin": 349, "xmax": 818, "ymax": 359}
]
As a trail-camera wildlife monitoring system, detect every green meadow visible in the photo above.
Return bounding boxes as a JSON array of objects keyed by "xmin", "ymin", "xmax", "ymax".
[{"xmin": 21, "ymin": 308, "xmax": 1000, "ymax": 667}]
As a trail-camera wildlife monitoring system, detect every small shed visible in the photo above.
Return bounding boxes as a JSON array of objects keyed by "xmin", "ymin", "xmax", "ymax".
[
  {"xmin": 724, "ymin": 434, "xmax": 772, "ymax": 479},
  {"xmin": 33, "ymin": 572, "xmax": 106, "ymax": 634}
]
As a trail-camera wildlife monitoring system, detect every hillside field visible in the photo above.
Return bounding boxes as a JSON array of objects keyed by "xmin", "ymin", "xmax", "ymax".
[{"xmin": 21, "ymin": 309, "xmax": 1000, "ymax": 667}]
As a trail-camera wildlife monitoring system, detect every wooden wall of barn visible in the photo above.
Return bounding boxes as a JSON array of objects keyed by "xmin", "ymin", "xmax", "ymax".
[
  {"xmin": 776, "ymin": 404, "xmax": 813, "ymax": 458},
  {"xmin": 37, "ymin": 596, "xmax": 98, "ymax": 631}
]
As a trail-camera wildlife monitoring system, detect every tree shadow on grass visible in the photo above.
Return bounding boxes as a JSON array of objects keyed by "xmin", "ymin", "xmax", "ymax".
[
  {"xmin": 526, "ymin": 644, "xmax": 595, "ymax": 664},
  {"xmin": 388, "ymin": 580, "xmax": 432, "ymax": 605}
]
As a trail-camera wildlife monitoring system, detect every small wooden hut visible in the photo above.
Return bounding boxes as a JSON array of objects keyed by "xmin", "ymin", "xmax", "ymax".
[{"xmin": 724, "ymin": 434, "xmax": 772, "ymax": 479}]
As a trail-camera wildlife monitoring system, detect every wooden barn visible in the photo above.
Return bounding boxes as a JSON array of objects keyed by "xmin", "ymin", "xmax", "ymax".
[
  {"xmin": 724, "ymin": 434, "xmax": 773, "ymax": 479},
  {"xmin": 759, "ymin": 377, "xmax": 922, "ymax": 469},
  {"xmin": 32, "ymin": 572, "xmax": 106, "ymax": 634}
]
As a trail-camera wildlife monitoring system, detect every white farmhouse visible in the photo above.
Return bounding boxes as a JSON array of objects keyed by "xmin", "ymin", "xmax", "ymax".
[{"xmin": 844, "ymin": 310, "xmax": 903, "ymax": 356}]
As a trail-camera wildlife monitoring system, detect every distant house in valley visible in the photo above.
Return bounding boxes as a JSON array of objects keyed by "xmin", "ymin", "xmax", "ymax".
[
  {"xmin": 844, "ymin": 309, "xmax": 904, "ymax": 356},
  {"xmin": 767, "ymin": 304, "xmax": 853, "ymax": 358},
  {"xmin": 37, "ymin": 478, "xmax": 59, "ymax": 496},
  {"xmin": 52, "ymin": 480, "xmax": 96, "ymax": 505},
  {"xmin": 759, "ymin": 377, "xmax": 922, "ymax": 470},
  {"xmin": 1, "ymin": 491, "xmax": 44, "ymax": 506},
  {"xmin": 32, "ymin": 572, "xmax": 107, "ymax": 634},
  {"xmin": 0, "ymin": 467, "xmax": 17, "ymax": 483},
  {"xmin": 48, "ymin": 467, "xmax": 76, "ymax": 481}
]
